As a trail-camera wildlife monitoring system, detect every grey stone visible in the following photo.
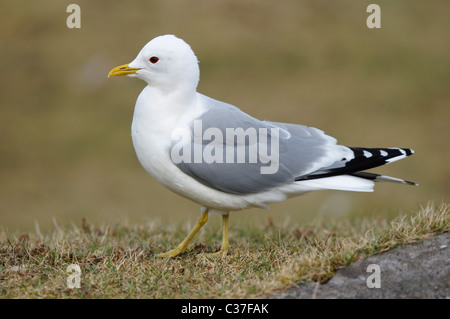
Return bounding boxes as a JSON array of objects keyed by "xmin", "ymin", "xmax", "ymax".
[{"xmin": 271, "ymin": 232, "xmax": 449, "ymax": 299}]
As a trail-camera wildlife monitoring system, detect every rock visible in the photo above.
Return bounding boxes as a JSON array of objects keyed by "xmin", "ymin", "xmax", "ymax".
[{"xmin": 271, "ymin": 232, "xmax": 449, "ymax": 299}]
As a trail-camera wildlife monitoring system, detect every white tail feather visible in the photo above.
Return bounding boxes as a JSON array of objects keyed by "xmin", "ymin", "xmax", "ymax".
[{"xmin": 296, "ymin": 175, "xmax": 375, "ymax": 192}]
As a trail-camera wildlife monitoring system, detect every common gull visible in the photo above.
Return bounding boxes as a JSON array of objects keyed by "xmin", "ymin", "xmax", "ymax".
[{"xmin": 108, "ymin": 35, "xmax": 415, "ymax": 257}]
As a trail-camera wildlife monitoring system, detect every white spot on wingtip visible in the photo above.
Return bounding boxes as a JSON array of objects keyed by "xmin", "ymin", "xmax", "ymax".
[
  {"xmin": 363, "ymin": 150, "xmax": 372, "ymax": 158},
  {"xmin": 386, "ymin": 155, "xmax": 406, "ymax": 163}
]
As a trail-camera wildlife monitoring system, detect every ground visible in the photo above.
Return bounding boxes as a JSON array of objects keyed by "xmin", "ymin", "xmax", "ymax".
[
  {"xmin": 271, "ymin": 232, "xmax": 449, "ymax": 298},
  {"xmin": 0, "ymin": 203, "xmax": 447, "ymax": 298}
]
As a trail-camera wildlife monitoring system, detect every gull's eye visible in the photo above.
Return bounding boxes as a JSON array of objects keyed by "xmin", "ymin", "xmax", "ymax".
[{"xmin": 149, "ymin": 56, "xmax": 159, "ymax": 64}]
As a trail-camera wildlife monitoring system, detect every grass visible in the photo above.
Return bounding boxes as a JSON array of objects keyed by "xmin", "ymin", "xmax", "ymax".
[{"xmin": 0, "ymin": 202, "xmax": 448, "ymax": 298}]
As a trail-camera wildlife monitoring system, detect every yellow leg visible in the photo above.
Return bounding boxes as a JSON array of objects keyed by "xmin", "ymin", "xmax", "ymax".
[
  {"xmin": 220, "ymin": 214, "xmax": 230, "ymax": 252},
  {"xmin": 156, "ymin": 209, "xmax": 209, "ymax": 257},
  {"xmin": 199, "ymin": 213, "xmax": 230, "ymax": 257}
]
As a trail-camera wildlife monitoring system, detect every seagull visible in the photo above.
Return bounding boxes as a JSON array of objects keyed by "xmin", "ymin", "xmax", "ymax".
[{"xmin": 108, "ymin": 34, "xmax": 416, "ymax": 257}]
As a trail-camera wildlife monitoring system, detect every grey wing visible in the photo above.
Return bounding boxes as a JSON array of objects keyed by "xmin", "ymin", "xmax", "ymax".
[{"xmin": 171, "ymin": 95, "xmax": 349, "ymax": 195}]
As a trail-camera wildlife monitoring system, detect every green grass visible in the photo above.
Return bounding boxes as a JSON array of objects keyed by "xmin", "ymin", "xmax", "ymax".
[{"xmin": 1, "ymin": 202, "xmax": 447, "ymax": 298}]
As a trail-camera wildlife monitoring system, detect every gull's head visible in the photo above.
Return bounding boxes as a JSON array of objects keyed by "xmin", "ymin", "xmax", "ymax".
[{"xmin": 108, "ymin": 35, "xmax": 199, "ymax": 92}]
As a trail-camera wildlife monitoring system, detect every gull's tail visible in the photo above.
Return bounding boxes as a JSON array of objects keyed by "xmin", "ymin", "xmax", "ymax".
[
  {"xmin": 349, "ymin": 171, "xmax": 418, "ymax": 186},
  {"xmin": 293, "ymin": 146, "xmax": 417, "ymax": 192},
  {"xmin": 295, "ymin": 147, "xmax": 416, "ymax": 184}
]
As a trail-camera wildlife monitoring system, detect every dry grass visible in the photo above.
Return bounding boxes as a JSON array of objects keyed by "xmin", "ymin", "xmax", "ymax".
[{"xmin": 1, "ymin": 202, "xmax": 447, "ymax": 299}]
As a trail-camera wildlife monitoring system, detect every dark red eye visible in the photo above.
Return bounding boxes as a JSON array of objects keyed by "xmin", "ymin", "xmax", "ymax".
[{"xmin": 149, "ymin": 56, "xmax": 159, "ymax": 63}]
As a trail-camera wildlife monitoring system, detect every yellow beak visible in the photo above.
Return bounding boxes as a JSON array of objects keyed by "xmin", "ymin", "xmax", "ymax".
[{"xmin": 108, "ymin": 64, "xmax": 141, "ymax": 77}]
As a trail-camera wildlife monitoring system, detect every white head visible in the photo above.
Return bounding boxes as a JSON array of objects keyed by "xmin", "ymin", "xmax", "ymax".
[{"xmin": 109, "ymin": 35, "xmax": 200, "ymax": 93}]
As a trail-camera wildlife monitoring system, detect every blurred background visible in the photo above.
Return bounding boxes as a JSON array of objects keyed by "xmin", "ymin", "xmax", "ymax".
[{"xmin": 0, "ymin": 0, "xmax": 448, "ymax": 232}]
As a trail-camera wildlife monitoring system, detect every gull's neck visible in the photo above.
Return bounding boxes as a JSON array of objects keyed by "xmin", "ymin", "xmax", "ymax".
[
  {"xmin": 134, "ymin": 85, "xmax": 203, "ymax": 128},
  {"xmin": 147, "ymin": 84, "xmax": 198, "ymax": 106}
]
